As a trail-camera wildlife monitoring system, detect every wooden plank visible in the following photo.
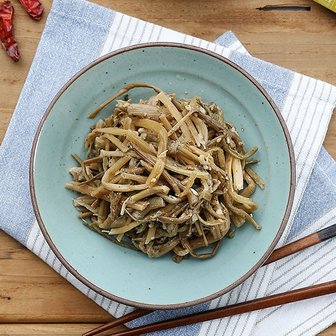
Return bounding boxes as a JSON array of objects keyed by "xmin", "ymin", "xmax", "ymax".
[
  {"xmin": 0, "ymin": 232, "xmax": 111, "ymax": 323},
  {"xmin": 320, "ymin": 327, "xmax": 336, "ymax": 336},
  {"xmin": 0, "ymin": 324, "xmax": 125, "ymax": 336}
]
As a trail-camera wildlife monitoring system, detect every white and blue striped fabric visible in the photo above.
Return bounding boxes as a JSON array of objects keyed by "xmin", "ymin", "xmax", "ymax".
[{"xmin": 0, "ymin": 0, "xmax": 335, "ymax": 335}]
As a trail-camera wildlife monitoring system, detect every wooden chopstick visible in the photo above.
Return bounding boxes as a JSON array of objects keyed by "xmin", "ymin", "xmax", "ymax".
[
  {"xmin": 83, "ymin": 223, "xmax": 336, "ymax": 336},
  {"xmin": 106, "ymin": 280, "xmax": 336, "ymax": 336},
  {"xmin": 264, "ymin": 223, "xmax": 336, "ymax": 265},
  {"xmin": 83, "ymin": 309, "xmax": 149, "ymax": 336}
]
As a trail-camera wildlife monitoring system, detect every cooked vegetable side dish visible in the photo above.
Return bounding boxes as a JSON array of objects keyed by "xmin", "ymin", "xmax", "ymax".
[{"xmin": 66, "ymin": 83, "xmax": 265, "ymax": 262}]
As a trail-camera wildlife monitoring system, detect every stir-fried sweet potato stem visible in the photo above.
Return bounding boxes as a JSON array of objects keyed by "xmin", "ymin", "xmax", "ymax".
[{"xmin": 67, "ymin": 83, "xmax": 264, "ymax": 262}]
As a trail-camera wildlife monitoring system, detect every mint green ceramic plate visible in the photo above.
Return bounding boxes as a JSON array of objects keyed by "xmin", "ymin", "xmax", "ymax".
[{"xmin": 30, "ymin": 43, "xmax": 295, "ymax": 309}]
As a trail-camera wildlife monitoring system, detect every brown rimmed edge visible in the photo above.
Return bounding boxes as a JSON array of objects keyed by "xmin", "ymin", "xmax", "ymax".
[{"xmin": 29, "ymin": 42, "xmax": 296, "ymax": 310}]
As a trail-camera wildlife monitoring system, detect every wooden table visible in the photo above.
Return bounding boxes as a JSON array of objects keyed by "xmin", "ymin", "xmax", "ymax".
[{"xmin": 0, "ymin": 0, "xmax": 335, "ymax": 335}]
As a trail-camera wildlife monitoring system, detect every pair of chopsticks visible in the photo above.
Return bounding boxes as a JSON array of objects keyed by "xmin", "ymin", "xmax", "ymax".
[{"xmin": 84, "ymin": 223, "xmax": 336, "ymax": 336}]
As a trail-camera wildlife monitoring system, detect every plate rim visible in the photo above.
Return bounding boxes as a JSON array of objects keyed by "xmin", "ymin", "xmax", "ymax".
[{"xmin": 29, "ymin": 42, "xmax": 296, "ymax": 310}]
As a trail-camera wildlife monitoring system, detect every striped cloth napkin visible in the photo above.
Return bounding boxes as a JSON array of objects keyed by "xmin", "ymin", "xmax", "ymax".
[{"xmin": 0, "ymin": 0, "xmax": 335, "ymax": 335}]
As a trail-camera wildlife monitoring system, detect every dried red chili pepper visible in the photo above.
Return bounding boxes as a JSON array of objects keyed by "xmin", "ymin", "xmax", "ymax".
[
  {"xmin": 0, "ymin": 1, "xmax": 20, "ymax": 62},
  {"xmin": 18, "ymin": 0, "xmax": 43, "ymax": 20}
]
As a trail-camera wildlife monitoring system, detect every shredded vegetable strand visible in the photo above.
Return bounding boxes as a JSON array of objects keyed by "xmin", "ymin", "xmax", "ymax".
[{"xmin": 67, "ymin": 83, "xmax": 264, "ymax": 262}]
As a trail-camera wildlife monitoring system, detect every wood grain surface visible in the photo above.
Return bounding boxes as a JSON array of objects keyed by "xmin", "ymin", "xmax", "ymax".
[{"xmin": 0, "ymin": 0, "xmax": 335, "ymax": 335}]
